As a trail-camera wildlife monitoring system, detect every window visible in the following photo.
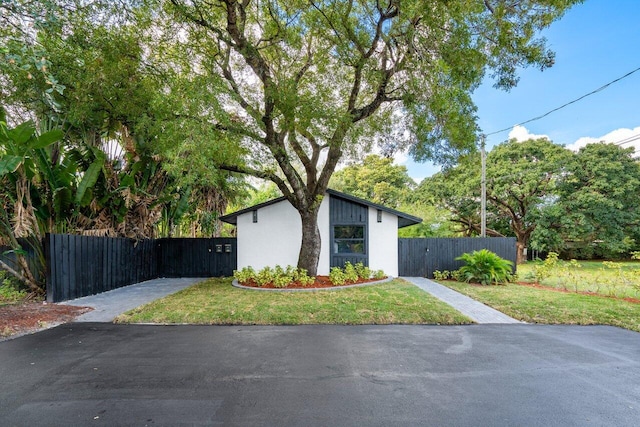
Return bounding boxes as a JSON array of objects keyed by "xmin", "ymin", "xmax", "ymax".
[
  {"xmin": 333, "ymin": 225, "xmax": 365, "ymax": 254},
  {"xmin": 377, "ymin": 209, "xmax": 382, "ymax": 223},
  {"xmin": 252, "ymin": 210, "xmax": 258, "ymax": 223}
]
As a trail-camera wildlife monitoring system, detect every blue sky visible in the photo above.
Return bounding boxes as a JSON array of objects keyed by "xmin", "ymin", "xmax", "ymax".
[{"xmin": 402, "ymin": 0, "xmax": 640, "ymax": 182}]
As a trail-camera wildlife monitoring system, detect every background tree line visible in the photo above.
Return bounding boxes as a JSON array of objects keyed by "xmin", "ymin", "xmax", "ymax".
[{"xmin": 328, "ymin": 142, "xmax": 640, "ymax": 264}]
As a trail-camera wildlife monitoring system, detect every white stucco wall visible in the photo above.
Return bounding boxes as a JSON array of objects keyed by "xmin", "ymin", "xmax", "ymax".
[
  {"xmin": 367, "ymin": 209, "xmax": 399, "ymax": 277},
  {"xmin": 237, "ymin": 196, "xmax": 331, "ymax": 275},
  {"xmin": 317, "ymin": 197, "xmax": 331, "ymax": 275},
  {"xmin": 236, "ymin": 193, "xmax": 402, "ymax": 276}
]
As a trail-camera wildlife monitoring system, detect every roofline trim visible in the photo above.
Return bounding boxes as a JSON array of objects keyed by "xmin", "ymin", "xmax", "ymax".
[{"xmin": 219, "ymin": 189, "xmax": 422, "ymax": 228}]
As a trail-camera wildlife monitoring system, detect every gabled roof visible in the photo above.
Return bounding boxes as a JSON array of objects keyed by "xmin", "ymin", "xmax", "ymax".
[{"xmin": 220, "ymin": 188, "xmax": 422, "ymax": 229}]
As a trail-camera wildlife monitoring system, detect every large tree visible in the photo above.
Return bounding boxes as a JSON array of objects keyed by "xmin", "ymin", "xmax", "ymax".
[
  {"xmin": 156, "ymin": 0, "xmax": 580, "ymax": 274},
  {"xmin": 552, "ymin": 143, "xmax": 640, "ymax": 258},
  {"xmin": 486, "ymin": 138, "xmax": 571, "ymax": 263},
  {"xmin": 427, "ymin": 138, "xmax": 571, "ymax": 263}
]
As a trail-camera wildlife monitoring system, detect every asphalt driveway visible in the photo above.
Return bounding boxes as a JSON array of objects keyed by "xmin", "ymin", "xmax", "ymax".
[{"xmin": 1, "ymin": 324, "xmax": 639, "ymax": 426}]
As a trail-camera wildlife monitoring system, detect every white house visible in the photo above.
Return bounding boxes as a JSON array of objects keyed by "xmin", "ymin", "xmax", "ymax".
[{"xmin": 220, "ymin": 189, "xmax": 421, "ymax": 277}]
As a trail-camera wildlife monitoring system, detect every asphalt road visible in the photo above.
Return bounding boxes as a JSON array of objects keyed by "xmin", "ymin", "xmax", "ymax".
[{"xmin": 1, "ymin": 324, "xmax": 639, "ymax": 426}]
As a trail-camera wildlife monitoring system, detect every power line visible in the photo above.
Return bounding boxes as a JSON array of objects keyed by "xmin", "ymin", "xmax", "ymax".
[
  {"xmin": 613, "ymin": 134, "xmax": 640, "ymax": 146},
  {"xmin": 485, "ymin": 66, "xmax": 640, "ymax": 137}
]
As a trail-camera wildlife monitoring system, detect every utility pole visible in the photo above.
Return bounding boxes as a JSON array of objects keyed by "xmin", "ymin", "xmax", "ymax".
[{"xmin": 480, "ymin": 134, "xmax": 486, "ymax": 238}]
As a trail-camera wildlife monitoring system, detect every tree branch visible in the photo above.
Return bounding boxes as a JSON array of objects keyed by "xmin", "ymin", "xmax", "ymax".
[
  {"xmin": 483, "ymin": 0, "xmax": 495, "ymax": 14},
  {"xmin": 170, "ymin": 0, "xmax": 234, "ymax": 46},
  {"xmin": 218, "ymin": 163, "xmax": 291, "ymax": 199}
]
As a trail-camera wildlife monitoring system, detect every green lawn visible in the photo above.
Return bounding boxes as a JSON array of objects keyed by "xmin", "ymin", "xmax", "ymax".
[
  {"xmin": 115, "ymin": 277, "xmax": 472, "ymax": 325},
  {"xmin": 442, "ymin": 281, "xmax": 640, "ymax": 333},
  {"xmin": 517, "ymin": 260, "xmax": 640, "ymax": 299}
]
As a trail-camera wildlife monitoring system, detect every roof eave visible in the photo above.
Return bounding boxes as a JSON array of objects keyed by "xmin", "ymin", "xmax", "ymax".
[{"xmin": 219, "ymin": 189, "xmax": 423, "ymax": 229}]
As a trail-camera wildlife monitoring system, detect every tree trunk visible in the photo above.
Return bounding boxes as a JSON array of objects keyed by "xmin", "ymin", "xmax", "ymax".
[
  {"xmin": 516, "ymin": 240, "xmax": 526, "ymax": 265},
  {"xmin": 17, "ymin": 254, "xmax": 43, "ymax": 294},
  {"xmin": 514, "ymin": 226, "xmax": 532, "ymax": 265},
  {"xmin": 297, "ymin": 209, "xmax": 322, "ymax": 276}
]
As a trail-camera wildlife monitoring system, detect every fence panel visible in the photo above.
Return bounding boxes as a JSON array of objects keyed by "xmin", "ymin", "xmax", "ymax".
[
  {"xmin": 43, "ymin": 234, "xmax": 237, "ymax": 302},
  {"xmin": 45, "ymin": 234, "xmax": 159, "ymax": 302},
  {"xmin": 156, "ymin": 238, "xmax": 236, "ymax": 278},
  {"xmin": 398, "ymin": 237, "xmax": 517, "ymax": 278}
]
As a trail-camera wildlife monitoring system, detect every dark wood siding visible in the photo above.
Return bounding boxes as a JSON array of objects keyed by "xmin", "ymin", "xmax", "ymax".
[
  {"xmin": 398, "ymin": 237, "xmax": 517, "ymax": 278},
  {"xmin": 330, "ymin": 196, "xmax": 369, "ymax": 224}
]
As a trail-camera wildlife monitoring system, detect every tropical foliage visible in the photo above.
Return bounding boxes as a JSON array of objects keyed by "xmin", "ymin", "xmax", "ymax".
[{"xmin": 455, "ymin": 249, "xmax": 514, "ymax": 285}]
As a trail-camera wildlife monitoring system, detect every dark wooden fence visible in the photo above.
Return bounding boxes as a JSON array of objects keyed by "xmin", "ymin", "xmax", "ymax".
[
  {"xmin": 157, "ymin": 238, "xmax": 237, "ymax": 278},
  {"xmin": 45, "ymin": 234, "xmax": 237, "ymax": 303},
  {"xmin": 398, "ymin": 237, "xmax": 517, "ymax": 278}
]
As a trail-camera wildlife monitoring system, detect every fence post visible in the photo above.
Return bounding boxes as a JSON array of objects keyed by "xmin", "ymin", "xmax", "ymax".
[{"xmin": 44, "ymin": 233, "xmax": 54, "ymax": 303}]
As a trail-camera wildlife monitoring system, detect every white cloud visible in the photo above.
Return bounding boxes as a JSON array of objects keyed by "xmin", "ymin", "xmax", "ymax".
[
  {"xmin": 566, "ymin": 126, "xmax": 640, "ymax": 152},
  {"xmin": 507, "ymin": 125, "xmax": 550, "ymax": 142},
  {"xmin": 392, "ymin": 150, "xmax": 408, "ymax": 165}
]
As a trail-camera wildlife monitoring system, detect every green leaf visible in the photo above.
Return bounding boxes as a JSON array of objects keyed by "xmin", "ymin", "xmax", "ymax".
[
  {"xmin": 119, "ymin": 173, "xmax": 135, "ymax": 188},
  {"xmin": 53, "ymin": 187, "xmax": 73, "ymax": 220},
  {"xmin": 6, "ymin": 121, "xmax": 36, "ymax": 145},
  {"xmin": 75, "ymin": 159, "xmax": 104, "ymax": 206},
  {"xmin": 0, "ymin": 155, "xmax": 23, "ymax": 176},
  {"xmin": 31, "ymin": 129, "xmax": 63, "ymax": 149},
  {"xmin": 80, "ymin": 187, "xmax": 94, "ymax": 207}
]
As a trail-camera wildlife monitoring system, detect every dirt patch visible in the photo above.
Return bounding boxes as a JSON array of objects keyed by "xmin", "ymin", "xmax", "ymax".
[
  {"xmin": 238, "ymin": 275, "xmax": 385, "ymax": 289},
  {"xmin": 0, "ymin": 302, "xmax": 92, "ymax": 340}
]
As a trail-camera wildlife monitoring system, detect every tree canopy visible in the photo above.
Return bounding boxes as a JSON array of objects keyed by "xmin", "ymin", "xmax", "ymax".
[
  {"xmin": 549, "ymin": 143, "xmax": 640, "ymax": 258},
  {"xmin": 330, "ymin": 154, "xmax": 414, "ymax": 208},
  {"xmin": 155, "ymin": 0, "xmax": 581, "ymax": 273},
  {"xmin": 425, "ymin": 139, "xmax": 640, "ymax": 262}
]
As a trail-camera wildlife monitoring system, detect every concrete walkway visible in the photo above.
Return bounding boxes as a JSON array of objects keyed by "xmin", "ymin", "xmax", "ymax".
[
  {"xmin": 61, "ymin": 277, "xmax": 205, "ymax": 322},
  {"xmin": 402, "ymin": 277, "xmax": 521, "ymax": 324}
]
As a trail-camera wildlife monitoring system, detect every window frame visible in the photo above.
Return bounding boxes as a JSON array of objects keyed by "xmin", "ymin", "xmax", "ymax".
[{"xmin": 331, "ymin": 224, "xmax": 367, "ymax": 256}]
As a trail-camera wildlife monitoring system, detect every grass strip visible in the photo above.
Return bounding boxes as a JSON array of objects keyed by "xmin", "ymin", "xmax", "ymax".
[
  {"xmin": 442, "ymin": 281, "xmax": 640, "ymax": 332},
  {"xmin": 116, "ymin": 278, "xmax": 472, "ymax": 325}
]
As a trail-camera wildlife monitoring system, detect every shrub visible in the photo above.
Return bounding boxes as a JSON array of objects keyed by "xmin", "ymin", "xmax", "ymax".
[
  {"xmin": 343, "ymin": 262, "xmax": 359, "ymax": 283},
  {"xmin": 454, "ymin": 249, "xmax": 514, "ymax": 285},
  {"xmin": 451, "ymin": 269, "xmax": 465, "ymax": 282},
  {"xmin": 256, "ymin": 266, "xmax": 275, "ymax": 287},
  {"xmin": 329, "ymin": 267, "xmax": 348, "ymax": 286},
  {"xmin": 433, "ymin": 270, "xmax": 450, "ymax": 281},
  {"xmin": 233, "ymin": 267, "xmax": 256, "ymax": 284},
  {"xmin": 272, "ymin": 274, "xmax": 293, "ymax": 288},
  {"xmin": 533, "ymin": 252, "xmax": 560, "ymax": 283},
  {"xmin": 372, "ymin": 270, "xmax": 386, "ymax": 280},
  {"xmin": 0, "ymin": 271, "xmax": 27, "ymax": 303},
  {"xmin": 293, "ymin": 268, "xmax": 316, "ymax": 287},
  {"xmin": 354, "ymin": 262, "xmax": 371, "ymax": 280},
  {"xmin": 299, "ymin": 273, "xmax": 316, "ymax": 287},
  {"xmin": 236, "ymin": 266, "xmax": 317, "ymax": 287}
]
